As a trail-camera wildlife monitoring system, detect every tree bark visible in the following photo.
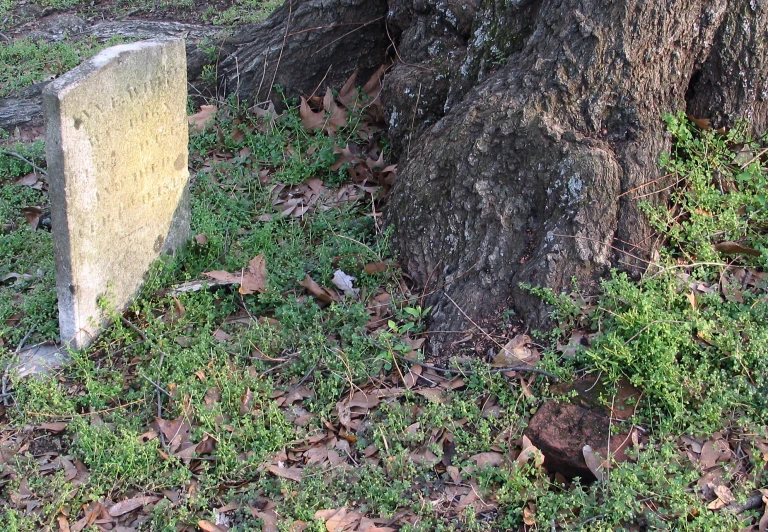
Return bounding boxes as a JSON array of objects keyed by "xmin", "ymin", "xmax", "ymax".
[
  {"xmin": 208, "ymin": 0, "xmax": 768, "ymax": 354},
  {"xmin": 381, "ymin": 0, "xmax": 768, "ymax": 353},
  {"xmin": 209, "ymin": 0, "xmax": 390, "ymax": 106}
]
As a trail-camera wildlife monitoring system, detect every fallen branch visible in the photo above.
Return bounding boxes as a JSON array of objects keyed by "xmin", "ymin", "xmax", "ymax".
[
  {"xmin": 394, "ymin": 353, "xmax": 559, "ymax": 381},
  {"xmin": 0, "ymin": 149, "xmax": 47, "ymax": 176}
]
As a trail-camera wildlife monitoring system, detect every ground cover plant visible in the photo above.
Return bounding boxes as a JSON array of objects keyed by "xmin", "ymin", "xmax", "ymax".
[{"xmin": 1, "ymin": 65, "xmax": 768, "ymax": 532}]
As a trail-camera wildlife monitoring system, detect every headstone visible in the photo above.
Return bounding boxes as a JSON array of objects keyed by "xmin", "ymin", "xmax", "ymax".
[{"xmin": 44, "ymin": 39, "xmax": 190, "ymax": 349}]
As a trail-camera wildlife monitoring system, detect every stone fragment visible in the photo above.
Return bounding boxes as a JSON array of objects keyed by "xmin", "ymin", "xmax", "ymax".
[
  {"xmin": 44, "ymin": 39, "xmax": 190, "ymax": 349},
  {"xmin": 14, "ymin": 343, "xmax": 68, "ymax": 377},
  {"xmin": 524, "ymin": 376, "xmax": 641, "ymax": 479}
]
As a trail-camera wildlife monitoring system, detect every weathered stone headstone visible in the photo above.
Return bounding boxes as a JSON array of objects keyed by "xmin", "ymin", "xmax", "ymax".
[{"xmin": 44, "ymin": 39, "xmax": 190, "ymax": 349}]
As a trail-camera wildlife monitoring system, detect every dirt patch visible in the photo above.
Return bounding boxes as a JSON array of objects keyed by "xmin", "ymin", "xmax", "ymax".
[{"xmin": 3, "ymin": 0, "xmax": 234, "ymax": 39}]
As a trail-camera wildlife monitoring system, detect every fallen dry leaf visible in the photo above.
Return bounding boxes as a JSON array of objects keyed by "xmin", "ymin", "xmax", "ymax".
[
  {"xmin": 268, "ymin": 464, "xmax": 302, "ymax": 482},
  {"xmin": 21, "ymin": 206, "xmax": 43, "ymax": 229},
  {"xmin": 314, "ymin": 507, "xmax": 359, "ymax": 532},
  {"xmin": 108, "ymin": 495, "xmax": 161, "ymax": 517},
  {"xmin": 323, "ymin": 88, "xmax": 348, "ymax": 132},
  {"xmin": 331, "ymin": 270, "xmax": 359, "ymax": 298},
  {"xmin": 188, "ymin": 105, "xmax": 217, "ymax": 132},
  {"xmin": 493, "ymin": 334, "xmax": 540, "ymax": 368},
  {"xmin": 516, "ymin": 435, "xmax": 543, "ymax": 468},
  {"xmin": 582, "ymin": 445, "xmax": 606, "ymax": 481},
  {"xmin": 338, "ymin": 71, "xmax": 358, "ymax": 107},
  {"xmin": 15, "ymin": 173, "xmax": 40, "ymax": 187},
  {"xmin": 714, "ymin": 241, "xmax": 761, "ymax": 256},
  {"xmin": 470, "ymin": 451, "xmax": 505, "ymax": 468},
  {"xmin": 204, "ymin": 254, "xmax": 267, "ymax": 295},
  {"xmin": 759, "ymin": 489, "xmax": 768, "ymax": 531},
  {"xmin": 299, "ymin": 274, "xmax": 341, "ymax": 304},
  {"xmin": 300, "ymin": 96, "xmax": 325, "ymax": 131},
  {"xmin": 699, "ymin": 439, "xmax": 731, "ymax": 469},
  {"xmin": 363, "ymin": 262, "xmax": 389, "ymax": 274},
  {"xmin": 57, "ymin": 514, "xmax": 70, "ymax": 532},
  {"xmin": 256, "ymin": 509, "xmax": 279, "ymax": 532},
  {"xmin": 523, "ymin": 503, "xmax": 536, "ymax": 526},
  {"xmin": 38, "ymin": 421, "xmax": 68, "ymax": 433},
  {"xmin": 362, "ymin": 65, "xmax": 386, "ymax": 99},
  {"xmin": 198, "ymin": 520, "xmax": 227, "ymax": 532}
]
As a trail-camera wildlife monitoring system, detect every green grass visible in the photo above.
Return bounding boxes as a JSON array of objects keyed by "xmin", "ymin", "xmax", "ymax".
[
  {"xmin": 0, "ymin": 99, "xmax": 766, "ymax": 531},
  {"xmin": 0, "ymin": 36, "xmax": 126, "ymax": 98},
  {"xmin": 202, "ymin": 0, "xmax": 283, "ymax": 25},
  {"xmin": 0, "ymin": 141, "xmax": 58, "ymax": 347}
]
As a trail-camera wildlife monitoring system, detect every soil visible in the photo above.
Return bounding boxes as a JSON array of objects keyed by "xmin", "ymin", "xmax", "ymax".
[{"xmin": 3, "ymin": 0, "xmax": 232, "ymax": 39}]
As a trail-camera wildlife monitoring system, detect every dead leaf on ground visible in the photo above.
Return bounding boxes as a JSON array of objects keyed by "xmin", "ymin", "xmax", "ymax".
[
  {"xmin": 38, "ymin": 421, "xmax": 68, "ymax": 433},
  {"xmin": 469, "ymin": 451, "xmax": 504, "ymax": 468},
  {"xmin": 300, "ymin": 96, "xmax": 326, "ymax": 131},
  {"xmin": 516, "ymin": 435, "xmax": 543, "ymax": 468},
  {"xmin": 15, "ymin": 173, "xmax": 40, "ymax": 187},
  {"xmin": 108, "ymin": 495, "xmax": 161, "ymax": 517},
  {"xmin": 582, "ymin": 445, "xmax": 606, "ymax": 481},
  {"xmin": 267, "ymin": 464, "xmax": 302, "ymax": 482},
  {"xmin": 700, "ymin": 439, "xmax": 731, "ymax": 469},
  {"xmin": 314, "ymin": 507, "xmax": 359, "ymax": 532},
  {"xmin": 363, "ymin": 262, "xmax": 390, "ymax": 274},
  {"xmin": 338, "ymin": 71, "xmax": 358, "ymax": 107},
  {"xmin": 758, "ymin": 489, "xmax": 768, "ymax": 530},
  {"xmin": 198, "ymin": 520, "xmax": 227, "ymax": 532},
  {"xmin": 493, "ymin": 334, "xmax": 540, "ymax": 367},
  {"xmin": 714, "ymin": 241, "xmax": 761, "ymax": 256},
  {"xmin": 523, "ymin": 503, "xmax": 536, "ymax": 526},
  {"xmin": 21, "ymin": 206, "xmax": 43, "ymax": 229},
  {"xmin": 687, "ymin": 114, "xmax": 711, "ymax": 130},
  {"xmin": 323, "ymin": 88, "xmax": 348, "ymax": 133},
  {"xmin": 204, "ymin": 254, "xmax": 267, "ymax": 295},
  {"xmin": 256, "ymin": 509, "xmax": 279, "ymax": 532},
  {"xmin": 362, "ymin": 65, "xmax": 386, "ymax": 99},
  {"xmin": 189, "ymin": 105, "xmax": 218, "ymax": 132},
  {"xmin": 57, "ymin": 514, "xmax": 70, "ymax": 532},
  {"xmin": 299, "ymin": 274, "xmax": 341, "ymax": 305},
  {"xmin": 331, "ymin": 270, "xmax": 359, "ymax": 298}
]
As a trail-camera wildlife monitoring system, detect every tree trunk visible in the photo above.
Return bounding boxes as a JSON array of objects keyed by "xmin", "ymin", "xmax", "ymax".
[
  {"xmin": 381, "ymin": 0, "xmax": 768, "ymax": 353},
  {"xmin": 211, "ymin": 0, "xmax": 767, "ymax": 354}
]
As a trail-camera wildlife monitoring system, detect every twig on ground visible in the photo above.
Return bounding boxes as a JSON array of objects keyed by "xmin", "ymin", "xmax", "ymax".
[
  {"xmin": 0, "ymin": 150, "xmax": 47, "ymax": 176},
  {"xmin": 444, "ymin": 292, "xmax": 505, "ymax": 351},
  {"xmin": 120, "ymin": 316, "xmax": 147, "ymax": 342},
  {"xmin": 287, "ymin": 360, "xmax": 318, "ymax": 396},
  {"xmin": 723, "ymin": 492, "xmax": 764, "ymax": 514},
  {"xmin": 406, "ymin": 82, "xmax": 422, "ymax": 158},
  {"xmin": 394, "ymin": 353, "xmax": 559, "ymax": 381},
  {"xmin": 120, "ymin": 315, "xmax": 171, "ymax": 445},
  {"xmin": 644, "ymin": 261, "xmax": 730, "ymax": 280},
  {"xmin": 27, "ymin": 399, "xmax": 144, "ymax": 419},
  {"xmin": 311, "ymin": 16, "xmax": 385, "ymax": 57},
  {"xmin": 623, "ymin": 320, "xmax": 686, "ymax": 345},
  {"xmin": 551, "ymin": 233, "xmax": 654, "ymax": 267},
  {"xmin": 2, "ymin": 329, "xmax": 33, "ymax": 406},
  {"xmin": 140, "ymin": 373, "xmax": 173, "ymax": 400},
  {"xmin": 739, "ymin": 147, "xmax": 768, "ymax": 169},
  {"xmin": 266, "ymin": 0, "xmax": 292, "ymax": 102}
]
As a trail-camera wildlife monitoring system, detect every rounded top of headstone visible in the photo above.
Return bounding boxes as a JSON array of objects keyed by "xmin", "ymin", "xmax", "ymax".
[{"xmin": 43, "ymin": 38, "xmax": 185, "ymax": 98}]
